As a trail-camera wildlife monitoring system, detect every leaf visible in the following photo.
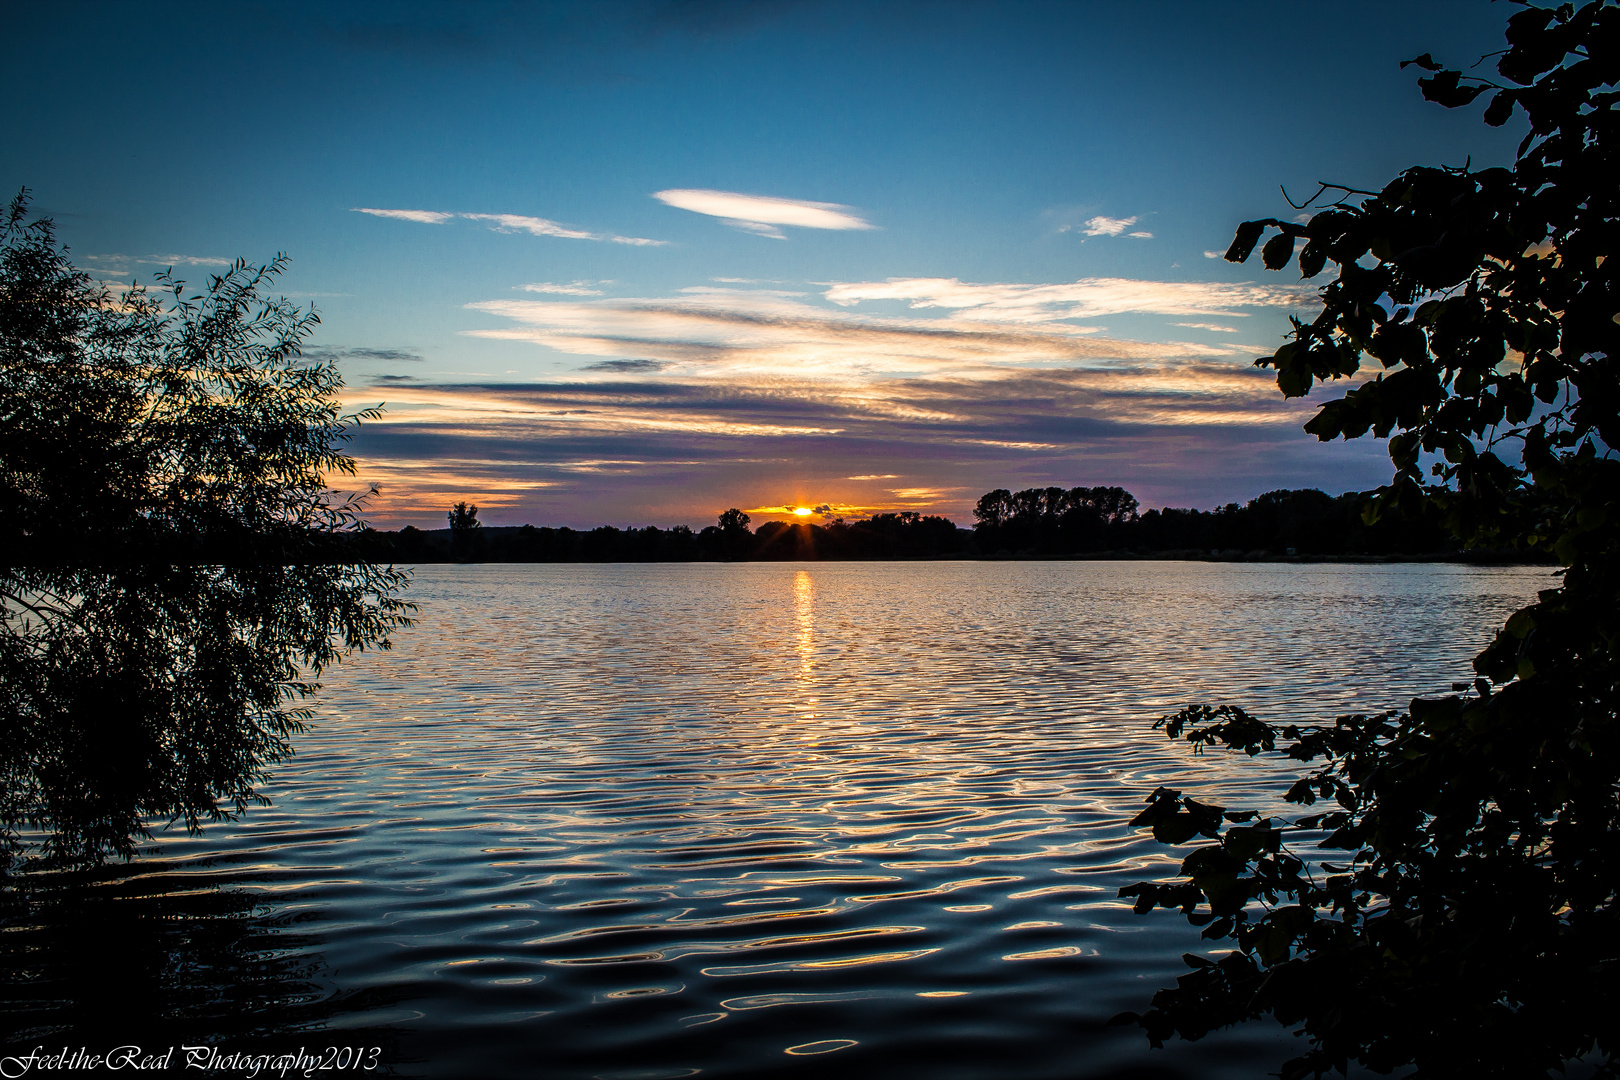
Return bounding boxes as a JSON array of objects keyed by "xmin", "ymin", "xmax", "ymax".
[
  {"xmin": 1226, "ymin": 220, "xmax": 1267, "ymax": 262},
  {"xmin": 1200, "ymin": 872, "xmax": 1249, "ymax": 916},
  {"xmin": 1277, "ymin": 358, "xmax": 1314, "ymax": 398},
  {"xmin": 1222, "ymin": 821, "xmax": 1282, "ymax": 861},
  {"xmin": 1503, "ymin": 5, "xmax": 1556, "ymax": 44},
  {"xmin": 1254, "ymin": 906, "xmax": 1314, "ymax": 967},
  {"xmin": 1483, "ymin": 91, "xmax": 1518, "ymax": 127},
  {"xmin": 1130, "ymin": 786, "xmax": 1183, "ymax": 828},
  {"xmin": 1401, "ymin": 52, "xmax": 1444, "ymax": 71},
  {"xmin": 1417, "ymin": 70, "xmax": 1489, "ymax": 108},
  {"xmin": 1330, "ymin": 342, "xmax": 1362, "ymax": 378},
  {"xmin": 1261, "ymin": 231, "xmax": 1295, "ymax": 271},
  {"xmin": 1298, "ymin": 241, "xmax": 1328, "ymax": 279},
  {"xmin": 1154, "ymin": 814, "xmax": 1205, "ymax": 845}
]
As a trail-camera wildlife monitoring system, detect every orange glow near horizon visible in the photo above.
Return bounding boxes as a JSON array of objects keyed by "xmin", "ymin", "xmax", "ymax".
[{"xmin": 340, "ymin": 463, "xmax": 958, "ymax": 530}]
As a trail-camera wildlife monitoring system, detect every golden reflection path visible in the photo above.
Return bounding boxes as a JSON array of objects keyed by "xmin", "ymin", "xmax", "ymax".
[{"xmin": 794, "ymin": 569, "xmax": 815, "ymax": 713}]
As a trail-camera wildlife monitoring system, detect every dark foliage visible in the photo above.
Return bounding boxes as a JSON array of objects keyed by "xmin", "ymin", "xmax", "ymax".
[
  {"xmin": 447, "ymin": 500, "xmax": 481, "ymax": 559},
  {"xmin": 972, "ymin": 485, "xmax": 1140, "ymax": 554},
  {"xmin": 753, "ymin": 511, "xmax": 966, "ymax": 560},
  {"xmin": 1118, "ymin": 5, "xmax": 1618, "ymax": 1078},
  {"xmin": 447, "ymin": 501, "xmax": 480, "ymax": 532},
  {"xmin": 975, "ymin": 484, "xmax": 1459, "ymax": 557},
  {"xmin": 349, "ymin": 482, "xmax": 1517, "ymax": 564},
  {"xmin": 367, "ymin": 508, "xmax": 971, "ymax": 562},
  {"xmin": 1, "ymin": 194, "xmax": 412, "ymax": 869}
]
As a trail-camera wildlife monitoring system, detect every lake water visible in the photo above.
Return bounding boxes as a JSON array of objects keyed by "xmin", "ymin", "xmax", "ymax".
[{"xmin": 2, "ymin": 562, "xmax": 1551, "ymax": 1078}]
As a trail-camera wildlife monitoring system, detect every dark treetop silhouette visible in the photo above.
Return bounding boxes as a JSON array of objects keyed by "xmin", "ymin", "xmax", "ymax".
[
  {"xmin": 448, "ymin": 501, "xmax": 481, "ymax": 533},
  {"xmin": 0, "ymin": 193, "xmax": 412, "ymax": 870},
  {"xmin": 448, "ymin": 499, "xmax": 481, "ymax": 559},
  {"xmin": 359, "ymin": 484, "xmax": 1484, "ymax": 564},
  {"xmin": 1117, "ymin": 4, "xmax": 1618, "ymax": 1078}
]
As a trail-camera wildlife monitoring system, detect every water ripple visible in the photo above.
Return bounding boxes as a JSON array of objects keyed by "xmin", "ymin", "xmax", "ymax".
[{"xmin": 3, "ymin": 562, "xmax": 1549, "ymax": 1079}]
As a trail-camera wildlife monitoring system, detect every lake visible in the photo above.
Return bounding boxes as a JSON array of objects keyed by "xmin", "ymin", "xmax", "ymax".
[{"xmin": 2, "ymin": 562, "xmax": 1550, "ymax": 1078}]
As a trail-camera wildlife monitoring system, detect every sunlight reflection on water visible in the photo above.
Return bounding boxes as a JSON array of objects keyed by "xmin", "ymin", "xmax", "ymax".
[{"xmin": 3, "ymin": 562, "xmax": 1550, "ymax": 1079}]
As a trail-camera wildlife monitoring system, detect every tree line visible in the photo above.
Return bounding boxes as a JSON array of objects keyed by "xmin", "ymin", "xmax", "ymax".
[
  {"xmin": 347, "ymin": 481, "xmax": 1502, "ymax": 563},
  {"xmin": 367, "ymin": 507, "xmax": 968, "ymax": 562},
  {"xmin": 969, "ymin": 484, "xmax": 1462, "ymax": 557}
]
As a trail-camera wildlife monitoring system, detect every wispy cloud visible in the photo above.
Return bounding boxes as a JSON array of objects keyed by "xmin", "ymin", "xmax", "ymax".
[
  {"xmin": 343, "ymin": 347, "xmax": 1357, "ymax": 527},
  {"xmin": 424, "ymin": 280, "xmax": 1317, "ymax": 430},
  {"xmin": 891, "ymin": 486, "xmax": 963, "ymax": 500},
  {"xmin": 338, "ymin": 275, "xmax": 1372, "ymax": 529},
  {"xmin": 352, "ymin": 207, "xmax": 665, "ymax": 246},
  {"xmin": 653, "ymin": 189, "xmax": 875, "ymax": 238},
  {"xmin": 463, "ymin": 212, "xmax": 596, "ymax": 240},
  {"xmin": 302, "ymin": 345, "xmax": 425, "ymax": 363},
  {"xmin": 583, "ymin": 358, "xmax": 667, "ymax": 372},
  {"xmin": 1061, "ymin": 215, "xmax": 1153, "ymax": 239},
  {"xmin": 1172, "ymin": 322, "xmax": 1239, "ymax": 333},
  {"xmin": 352, "ymin": 208, "xmax": 456, "ymax": 224},
  {"xmin": 522, "ymin": 281, "xmax": 609, "ymax": 296},
  {"xmin": 355, "ymin": 365, "xmax": 1308, "ymax": 463},
  {"xmin": 465, "ymin": 292, "xmax": 1243, "ymax": 383},
  {"xmin": 822, "ymin": 276, "xmax": 1310, "ymax": 323},
  {"xmin": 453, "ymin": 275, "xmax": 1324, "ymax": 414},
  {"xmin": 85, "ymin": 253, "xmax": 236, "ymax": 268},
  {"xmin": 677, "ymin": 285, "xmax": 808, "ymax": 298},
  {"xmin": 340, "ymin": 454, "xmax": 562, "ymax": 519}
]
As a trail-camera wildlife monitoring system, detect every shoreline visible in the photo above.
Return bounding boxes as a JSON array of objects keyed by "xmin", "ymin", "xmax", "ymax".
[{"xmin": 394, "ymin": 550, "xmax": 1556, "ymax": 566}]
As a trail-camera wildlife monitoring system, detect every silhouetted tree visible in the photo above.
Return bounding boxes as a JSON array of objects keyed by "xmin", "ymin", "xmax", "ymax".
[
  {"xmin": 973, "ymin": 484, "xmax": 1140, "ymax": 554},
  {"xmin": 1, "ymin": 193, "xmax": 411, "ymax": 869},
  {"xmin": 447, "ymin": 500, "xmax": 481, "ymax": 559},
  {"xmin": 972, "ymin": 488, "xmax": 1014, "ymax": 530},
  {"xmin": 1119, "ymin": 6, "xmax": 1619, "ymax": 1076},
  {"xmin": 713, "ymin": 507, "xmax": 752, "ymax": 559}
]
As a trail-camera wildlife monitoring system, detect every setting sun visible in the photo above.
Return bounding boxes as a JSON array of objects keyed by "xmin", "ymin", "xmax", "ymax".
[{"xmin": 792, "ymin": 507, "xmax": 813, "ymax": 517}]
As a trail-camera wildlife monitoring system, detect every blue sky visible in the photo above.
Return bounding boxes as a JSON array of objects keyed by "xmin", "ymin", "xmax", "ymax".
[{"xmin": 2, "ymin": 1, "xmax": 1522, "ymax": 528}]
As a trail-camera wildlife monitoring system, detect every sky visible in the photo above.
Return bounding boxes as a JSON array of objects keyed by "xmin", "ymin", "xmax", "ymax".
[{"xmin": 1, "ymin": 1, "xmax": 1524, "ymax": 529}]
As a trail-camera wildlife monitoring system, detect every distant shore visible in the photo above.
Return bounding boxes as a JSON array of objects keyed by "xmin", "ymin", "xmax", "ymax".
[
  {"xmin": 352, "ymin": 485, "xmax": 1561, "ymax": 565},
  {"xmin": 355, "ymin": 524, "xmax": 1553, "ymax": 566}
]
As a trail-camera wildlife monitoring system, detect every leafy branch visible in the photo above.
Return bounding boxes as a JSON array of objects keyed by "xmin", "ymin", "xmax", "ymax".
[{"xmin": 1118, "ymin": 3, "xmax": 1619, "ymax": 1076}]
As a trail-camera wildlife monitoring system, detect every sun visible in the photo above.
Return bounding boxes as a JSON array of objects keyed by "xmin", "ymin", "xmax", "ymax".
[{"xmin": 792, "ymin": 507, "xmax": 814, "ymax": 517}]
